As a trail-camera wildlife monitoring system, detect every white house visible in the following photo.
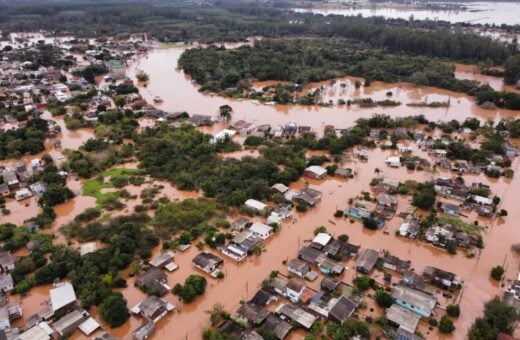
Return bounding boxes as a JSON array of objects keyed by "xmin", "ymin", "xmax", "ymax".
[
  {"xmin": 304, "ymin": 166, "xmax": 327, "ymax": 180},
  {"xmin": 15, "ymin": 188, "xmax": 33, "ymax": 201},
  {"xmin": 211, "ymin": 129, "xmax": 236, "ymax": 144},
  {"xmin": 249, "ymin": 222, "xmax": 274, "ymax": 240},
  {"xmin": 244, "ymin": 199, "xmax": 268, "ymax": 213},
  {"xmin": 386, "ymin": 156, "xmax": 401, "ymax": 168}
]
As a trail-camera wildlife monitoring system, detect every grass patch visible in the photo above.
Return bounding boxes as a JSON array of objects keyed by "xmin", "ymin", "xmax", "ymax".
[
  {"xmin": 83, "ymin": 168, "xmax": 141, "ymax": 206},
  {"xmin": 437, "ymin": 216, "xmax": 482, "ymax": 235}
]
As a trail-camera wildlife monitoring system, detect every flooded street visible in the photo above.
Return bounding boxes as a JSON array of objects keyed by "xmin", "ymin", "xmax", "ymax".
[{"xmin": 128, "ymin": 47, "xmax": 519, "ymax": 136}]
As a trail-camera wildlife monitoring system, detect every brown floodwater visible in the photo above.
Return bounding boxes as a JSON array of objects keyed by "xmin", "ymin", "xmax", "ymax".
[
  {"xmin": 127, "ymin": 47, "xmax": 520, "ymax": 136},
  {"xmin": 454, "ymin": 63, "xmax": 520, "ymax": 95},
  {"xmin": 93, "ymin": 140, "xmax": 520, "ymax": 339}
]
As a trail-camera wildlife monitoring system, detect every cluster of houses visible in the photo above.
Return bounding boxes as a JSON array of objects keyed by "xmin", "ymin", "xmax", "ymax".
[
  {"xmin": 0, "ymin": 159, "xmax": 58, "ymax": 202},
  {"xmin": 0, "ymin": 282, "xmax": 101, "ymax": 339}
]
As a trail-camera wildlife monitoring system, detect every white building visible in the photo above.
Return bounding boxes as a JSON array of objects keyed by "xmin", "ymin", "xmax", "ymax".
[{"xmin": 249, "ymin": 222, "xmax": 274, "ymax": 240}]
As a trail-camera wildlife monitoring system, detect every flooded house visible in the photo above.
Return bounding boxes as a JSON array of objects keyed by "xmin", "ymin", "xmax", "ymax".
[
  {"xmin": 15, "ymin": 188, "xmax": 32, "ymax": 201},
  {"xmin": 399, "ymin": 220, "xmax": 420, "ymax": 239},
  {"xmin": 192, "ymin": 252, "xmax": 224, "ymax": 275},
  {"xmin": 244, "ymin": 199, "xmax": 269, "ymax": 214},
  {"xmin": 386, "ymin": 303, "xmax": 421, "ymax": 334},
  {"xmin": 29, "ymin": 182, "xmax": 46, "ymax": 196},
  {"xmin": 424, "ymin": 226, "xmax": 455, "ymax": 248},
  {"xmin": 0, "ymin": 252, "xmax": 15, "ymax": 272},
  {"xmin": 0, "ymin": 273, "xmax": 13, "ymax": 293},
  {"xmin": 131, "ymin": 295, "xmax": 174, "ymax": 322},
  {"xmin": 346, "ymin": 201, "xmax": 374, "ymax": 220},
  {"xmin": 50, "ymin": 283, "xmax": 78, "ymax": 314},
  {"xmin": 439, "ymin": 202, "xmax": 461, "ymax": 217},
  {"xmin": 236, "ymin": 302, "xmax": 270, "ymax": 326},
  {"xmin": 271, "ymin": 183, "xmax": 289, "ymax": 195},
  {"xmin": 391, "ymin": 285, "xmax": 437, "ymax": 318},
  {"xmin": 317, "ymin": 257, "xmax": 345, "ymax": 276},
  {"xmin": 260, "ymin": 314, "xmax": 293, "ymax": 340},
  {"xmin": 187, "ymin": 114, "xmax": 213, "ymax": 127},
  {"xmin": 231, "ymin": 217, "xmax": 251, "ymax": 232},
  {"xmin": 298, "ymin": 246, "xmax": 325, "ymax": 266},
  {"xmin": 53, "ymin": 308, "xmax": 90, "ymax": 337},
  {"xmin": 308, "ymin": 291, "xmax": 338, "ymax": 318},
  {"xmin": 149, "ymin": 251, "xmax": 177, "ymax": 271},
  {"xmin": 3, "ymin": 171, "xmax": 19, "ymax": 190},
  {"xmin": 248, "ymin": 222, "xmax": 274, "ymax": 240},
  {"xmin": 320, "ymin": 277, "xmax": 340, "ymax": 293},
  {"xmin": 0, "ymin": 183, "xmax": 9, "ymax": 196},
  {"xmin": 19, "ymin": 323, "xmax": 53, "ymax": 340},
  {"xmin": 293, "ymin": 187, "xmax": 322, "ymax": 207},
  {"xmin": 311, "ymin": 233, "xmax": 332, "ymax": 251},
  {"xmin": 133, "ymin": 321, "xmax": 155, "ymax": 340},
  {"xmin": 422, "ymin": 266, "xmax": 460, "ymax": 289},
  {"xmin": 356, "ymin": 249, "xmax": 379, "ymax": 274},
  {"xmin": 220, "ymin": 242, "xmax": 248, "ymax": 262},
  {"xmin": 328, "ymin": 296, "xmax": 358, "ymax": 325},
  {"xmin": 323, "ymin": 239, "xmax": 360, "ymax": 260},
  {"xmin": 285, "ymin": 279, "xmax": 306, "ymax": 303},
  {"xmin": 250, "ymin": 288, "xmax": 276, "ymax": 307},
  {"xmin": 303, "ymin": 165, "xmax": 327, "ymax": 180},
  {"xmin": 287, "ymin": 259, "xmax": 312, "ymax": 279},
  {"xmin": 275, "ymin": 303, "xmax": 317, "ymax": 330},
  {"xmin": 269, "ymin": 276, "xmax": 289, "ymax": 297},
  {"xmin": 135, "ymin": 268, "xmax": 169, "ymax": 296},
  {"xmin": 382, "ymin": 253, "xmax": 411, "ymax": 273},
  {"xmin": 334, "ymin": 167, "xmax": 354, "ymax": 178},
  {"xmin": 376, "ymin": 193, "xmax": 398, "ymax": 219}
]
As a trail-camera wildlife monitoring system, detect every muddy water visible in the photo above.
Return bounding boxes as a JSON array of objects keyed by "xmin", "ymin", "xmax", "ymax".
[
  {"xmin": 127, "ymin": 48, "xmax": 519, "ymax": 136},
  {"xmin": 454, "ymin": 64, "xmax": 520, "ymax": 94},
  {"xmin": 97, "ymin": 142, "xmax": 520, "ymax": 339},
  {"xmin": 291, "ymin": 2, "xmax": 520, "ymax": 26}
]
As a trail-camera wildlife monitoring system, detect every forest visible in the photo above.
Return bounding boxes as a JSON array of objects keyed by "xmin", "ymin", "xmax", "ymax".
[
  {"xmin": 179, "ymin": 39, "xmax": 520, "ymax": 109},
  {"xmin": 0, "ymin": 1, "xmax": 516, "ymax": 64}
]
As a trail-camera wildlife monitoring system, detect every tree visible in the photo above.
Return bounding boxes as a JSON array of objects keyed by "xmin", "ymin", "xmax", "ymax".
[
  {"xmin": 504, "ymin": 55, "xmax": 520, "ymax": 85},
  {"xmin": 99, "ymin": 292, "xmax": 129, "ymax": 328},
  {"xmin": 490, "ymin": 266, "xmax": 505, "ymax": 281},
  {"xmin": 412, "ymin": 184, "xmax": 436, "ymax": 210},
  {"xmin": 446, "ymin": 304, "xmax": 460, "ymax": 317},
  {"xmin": 469, "ymin": 297, "xmax": 520, "ymax": 339},
  {"xmin": 38, "ymin": 184, "xmax": 74, "ymax": 207},
  {"xmin": 136, "ymin": 70, "xmax": 149, "ymax": 82},
  {"xmin": 438, "ymin": 316, "xmax": 455, "ymax": 334},
  {"xmin": 375, "ymin": 290, "xmax": 393, "ymax": 308},
  {"xmin": 172, "ymin": 275, "xmax": 207, "ymax": 303},
  {"xmin": 218, "ymin": 104, "xmax": 233, "ymax": 122},
  {"xmin": 353, "ymin": 275, "xmax": 373, "ymax": 291}
]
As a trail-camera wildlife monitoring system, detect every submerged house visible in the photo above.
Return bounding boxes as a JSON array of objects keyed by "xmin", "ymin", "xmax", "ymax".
[
  {"xmin": 356, "ymin": 249, "xmax": 379, "ymax": 274},
  {"xmin": 192, "ymin": 252, "xmax": 224, "ymax": 274},
  {"xmin": 135, "ymin": 268, "xmax": 169, "ymax": 296},
  {"xmin": 391, "ymin": 285, "xmax": 437, "ymax": 318}
]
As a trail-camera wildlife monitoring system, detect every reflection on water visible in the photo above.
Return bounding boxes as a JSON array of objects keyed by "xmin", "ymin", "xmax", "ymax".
[
  {"xmin": 292, "ymin": 2, "xmax": 520, "ymax": 26},
  {"xmin": 127, "ymin": 47, "xmax": 519, "ymax": 137}
]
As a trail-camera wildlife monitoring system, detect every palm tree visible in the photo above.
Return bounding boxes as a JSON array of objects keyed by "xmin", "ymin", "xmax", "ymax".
[{"xmin": 218, "ymin": 104, "xmax": 233, "ymax": 122}]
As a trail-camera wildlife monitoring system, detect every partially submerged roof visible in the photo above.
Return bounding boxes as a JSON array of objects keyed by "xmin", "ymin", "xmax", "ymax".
[
  {"xmin": 392, "ymin": 285, "xmax": 437, "ymax": 315},
  {"xmin": 50, "ymin": 283, "xmax": 76, "ymax": 312},
  {"xmin": 78, "ymin": 317, "xmax": 100, "ymax": 336},
  {"xmin": 386, "ymin": 304, "xmax": 420, "ymax": 333}
]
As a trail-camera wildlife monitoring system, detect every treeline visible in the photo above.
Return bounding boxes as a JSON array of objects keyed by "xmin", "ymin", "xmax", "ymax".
[
  {"xmin": 180, "ymin": 39, "xmax": 520, "ymax": 109},
  {"xmin": 0, "ymin": 1, "xmax": 516, "ymax": 64},
  {"xmin": 0, "ymin": 118, "xmax": 48, "ymax": 159}
]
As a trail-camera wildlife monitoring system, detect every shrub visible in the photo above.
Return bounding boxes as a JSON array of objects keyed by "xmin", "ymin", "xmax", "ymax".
[
  {"xmin": 490, "ymin": 266, "xmax": 505, "ymax": 281},
  {"xmin": 447, "ymin": 304, "xmax": 461, "ymax": 317},
  {"xmin": 439, "ymin": 316, "xmax": 455, "ymax": 334}
]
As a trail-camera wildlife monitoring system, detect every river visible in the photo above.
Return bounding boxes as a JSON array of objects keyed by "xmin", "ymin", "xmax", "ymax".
[{"xmin": 292, "ymin": 1, "xmax": 520, "ymax": 26}]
